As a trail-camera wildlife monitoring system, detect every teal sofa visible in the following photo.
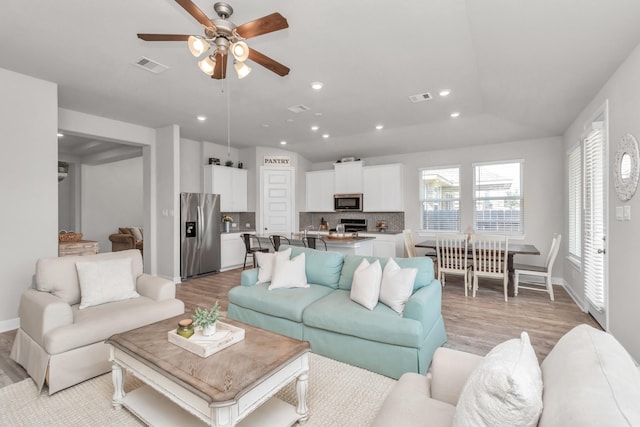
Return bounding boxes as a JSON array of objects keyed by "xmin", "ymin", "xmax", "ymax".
[{"xmin": 228, "ymin": 245, "xmax": 447, "ymax": 379}]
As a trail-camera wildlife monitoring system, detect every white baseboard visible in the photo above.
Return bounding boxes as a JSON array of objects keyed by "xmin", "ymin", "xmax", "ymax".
[
  {"xmin": 559, "ymin": 279, "xmax": 587, "ymax": 312},
  {"xmin": 0, "ymin": 317, "xmax": 20, "ymax": 333}
]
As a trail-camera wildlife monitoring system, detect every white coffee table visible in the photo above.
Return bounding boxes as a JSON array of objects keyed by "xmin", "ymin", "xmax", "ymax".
[{"xmin": 107, "ymin": 316, "xmax": 310, "ymax": 427}]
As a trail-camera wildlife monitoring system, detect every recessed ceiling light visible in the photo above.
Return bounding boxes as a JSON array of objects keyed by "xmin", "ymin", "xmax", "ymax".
[
  {"xmin": 375, "ymin": 124, "xmax": 384, "ymax": 130},
  {"xmin": 439, "ymin": 89, "xmax": 451, "ymax": 97},
  {"xmin": 287, "ymin": 118, "xmax": 294, "ymax": 123},
  {"xmin": 57, "ymin": 132, "xmax": 64, "ymax": 137},
  {"xmin": 322, "ymin": 134, "xmax": 330, "ymax": 139},
  {"xmin": 450, "ymin": 112, "xmax": 460, "ymax": 118},
  {"xmin": 196, "ymin": 115, "xmax": 207, "ymax": 121},
  {"xmin": 262, "ymin": 124, "xmax": 270, "ymax": 128},
  {"xmin": 311, "ymin": 125, "xmax": 319, "ymax": 131},
  {"xmin": 280, "ymin": 140, "xmax": 287, "ymax": 145},
  {"xmin": 311, "ymin": 82, "xmax": 324, "ymax": 90},
  {"xmin": 314, "ymin": 112, "xmax": 323, "ymax": 117}
]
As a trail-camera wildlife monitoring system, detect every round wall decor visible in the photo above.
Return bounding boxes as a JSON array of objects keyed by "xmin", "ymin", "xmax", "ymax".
[{"xmin": 614, "ymin": 133, "xmax": 640, "ymax": 201}]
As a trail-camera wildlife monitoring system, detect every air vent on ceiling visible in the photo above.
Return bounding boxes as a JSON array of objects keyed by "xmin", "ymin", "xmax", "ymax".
[
  {"xmin": 287, "ymin": 104, "xmax": 312, "ymax": 113},
  {"xmin": 134, "ymin": 56, "xmax": 169, "ymax": 74},
  {"xmin": 409, "ymin": 92, "xmax": 433, "ymax": 103}
]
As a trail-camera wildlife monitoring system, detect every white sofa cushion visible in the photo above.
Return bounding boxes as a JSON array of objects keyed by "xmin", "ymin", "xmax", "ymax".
[
  {"xmin": 539, "ymin": 324, "xmax": 640, "ymax": 427},
  {"xmin": 255, "ymin": 248, "xmax": 292, "ymax": 284},
  {"xmin": 453, "ymin": 331, "xmax": 543, "ymax": 427},
  {"xmin": 350, "ymin": 258, "xmax": 382, "ymax": 310},
  {"xmin": 76, "ymin": 258, "xmax": 140, "ymax": 309},
  {"xmin": 379, "ymin": 258, "xmax": 418, "ymax": 314},
  {"xmin": 269, "ymin": 253, "xmax": 309, "ymax": 290}
]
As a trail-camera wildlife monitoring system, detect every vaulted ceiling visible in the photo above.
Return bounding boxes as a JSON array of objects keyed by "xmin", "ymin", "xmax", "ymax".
[{"xmin": 2, "ymin": 0, "xmax": 640, "ymax": 162}]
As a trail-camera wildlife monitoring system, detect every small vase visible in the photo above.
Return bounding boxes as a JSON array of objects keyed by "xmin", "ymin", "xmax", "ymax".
[
  {"xmin": 224, "ymin": 222, "xmax": 230, "ymax": 233},
  {"xmin": 202, "ymin": 323, "xmax": 217, "ymax": 336}
]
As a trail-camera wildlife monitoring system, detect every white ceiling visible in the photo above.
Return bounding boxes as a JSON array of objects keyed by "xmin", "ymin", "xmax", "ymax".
[{"xmin": 2, "ymin": 0, "xmax": 640, "ymax": 163}]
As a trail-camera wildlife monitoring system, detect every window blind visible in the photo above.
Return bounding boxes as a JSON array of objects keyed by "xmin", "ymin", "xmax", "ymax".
[
  {"xmin": 568, "ymin": 145, "xmax": 582, "ymax": 259},
  {"xmin": 583, "ymin": 125, "xmax": 605, "ymax": 311},
  {"xmin": 419, "ymin": 167, "xmax": 460, "ymax": 232},
  {"xmin": 472, "ymin": 161, "xmax": 523, "ymax": 234}
]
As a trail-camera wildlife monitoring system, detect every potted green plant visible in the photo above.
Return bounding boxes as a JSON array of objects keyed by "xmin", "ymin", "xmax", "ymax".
[
  {"xmin": 225, "ymin": 160, "xmax": 234, "ymax": 167},
  {"xmin": 192, "ymin": 301, "xmax": 221, "ymax": 336}
]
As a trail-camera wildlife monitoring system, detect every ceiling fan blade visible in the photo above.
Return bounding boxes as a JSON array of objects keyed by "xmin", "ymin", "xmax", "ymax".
[
  {"xmin": 137, "ymin": 33, "xmax": 190, "ymax": 41},
  {"xmin": 175, "ymin": 0, "xmax": 216, "ymax": 29},
  {"xmin": 248, "ymin": 48, "xmax": 290, "ymax": 77},
  {"xmin": 235, "ymin": 13, "xmax": 288, "ymax": 39},
  {"xmin": 212, "ymin": 52, "xmax": 228, "ymax": 80}
]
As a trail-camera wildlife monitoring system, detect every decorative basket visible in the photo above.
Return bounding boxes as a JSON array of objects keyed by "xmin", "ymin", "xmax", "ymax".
[{"xmin": 58, "ymin": 231, "xmax": 83, "ymax": 243}]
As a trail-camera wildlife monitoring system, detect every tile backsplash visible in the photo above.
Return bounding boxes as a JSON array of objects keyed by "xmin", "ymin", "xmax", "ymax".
[{"xmin": 299, "ymin": 212, "xmax": 404, "ymax": 233}]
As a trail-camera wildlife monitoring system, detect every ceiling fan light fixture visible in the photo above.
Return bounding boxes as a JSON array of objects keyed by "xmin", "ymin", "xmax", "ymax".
[
  {"xmin": 231, "ymin": 41, "xmax": 250, "ymax": 62},
  {"xmin": 198, "ymin": 55, "xmax": 216, "ymax": 76},
  {"xmin": 188, "ymin": 35, "xmax": 210, "ymax": 57},
  {"xmin": 234, "ymin": 61, "xmax": 252, "ymax": 79}
]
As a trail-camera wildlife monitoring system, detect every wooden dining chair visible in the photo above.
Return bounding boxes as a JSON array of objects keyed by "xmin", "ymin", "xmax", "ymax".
[
  {"xmin": 471, "ymin": 234, "xmax": 509, "ymax": 301},
  {"xmin": 241, "ymin": 233, "xmax": 269, "ymax": 270},
  {"xmin": 515, "ymin": 234, "xmax": 561, "ymax": 301},
  {"xmin": 269, "ymin": 235, "xmax": 290, "ymax": 252},
  {"xmin": 436, "ymin": 233, "xmax": 472, "ymax": 295},
  {"xmin": 303, "ymin": 236, "xmax": 327, "ymax": 251}
]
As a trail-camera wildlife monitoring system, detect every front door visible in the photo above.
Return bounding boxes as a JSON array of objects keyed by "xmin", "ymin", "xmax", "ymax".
[
  {"xmin": 260, "ymin": 167, "xmax": 295, "ymax": 235},
  {"xmin": 582, "ymin": 109, "xmax": 608, "ymax": 329}
]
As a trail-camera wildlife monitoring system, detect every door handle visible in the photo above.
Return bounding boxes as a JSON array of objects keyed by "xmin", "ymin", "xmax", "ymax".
[{"xmin": 597, "ymin": 248, "xmax": 606, "ymax": 254}]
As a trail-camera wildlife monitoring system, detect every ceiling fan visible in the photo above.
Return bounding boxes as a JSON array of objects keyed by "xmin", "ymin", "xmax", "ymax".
[{"xmin": 137, "ymin": 0, "xmax": 289, "ymax": 79}]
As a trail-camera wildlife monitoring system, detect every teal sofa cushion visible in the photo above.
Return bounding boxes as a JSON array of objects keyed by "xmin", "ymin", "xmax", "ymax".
[
  {"xmin": 338, "ymin": 254, "xmax": 435, "ymax": 291},
  {"xmin": 279, "ymin": 245, "xmax": 344, "ymax": 289},
  {"xmin": 228, "ymin": 283, "xmax": 334, "ymax": 322},
  {"xmin": 303, "ymin": 290, "xmax": 424, "ymax": 348}
]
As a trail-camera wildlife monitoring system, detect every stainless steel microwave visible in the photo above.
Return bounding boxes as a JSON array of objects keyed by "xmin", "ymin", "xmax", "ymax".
[{"xmin": 334, "ymin": 193, "xmax": 363, "ymax": 211}]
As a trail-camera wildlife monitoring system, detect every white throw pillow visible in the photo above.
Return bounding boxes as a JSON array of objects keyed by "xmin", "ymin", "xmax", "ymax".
[
  {"xmin": 349, "ymin": 259, "xmax": 382, "ymax": 310},
  {"xmin": 453, "ymin": 332, "xmax": 543, "ymax": 427},
  {"xmin": 268, "ymin": 252, "xmax": 309, "ymax": 290},
  {"xmin": 130, "ymin": 226, "xmax": 143, "ymax": 241},
  {"xmin": 255, "ymin": 248, "xmax": 292, "ymax": 284},
  {"xmin": 76, "ymin": 258, "xmax": 140, "ymax": 309},
  {"xmin": 379, "ymin": 258, "xmax": 417, "ymax": 315}
]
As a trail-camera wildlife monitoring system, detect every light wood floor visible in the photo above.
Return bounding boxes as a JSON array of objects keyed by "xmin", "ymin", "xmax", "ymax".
[{"xmin": 0, "ymin": 267, "xmax": 598, "ymax": 389}]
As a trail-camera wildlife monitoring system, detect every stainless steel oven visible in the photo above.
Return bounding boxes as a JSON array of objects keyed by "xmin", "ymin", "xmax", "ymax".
[{"xmin": 334, "ymin": 193, "xmax": 363, "ymax": 212}]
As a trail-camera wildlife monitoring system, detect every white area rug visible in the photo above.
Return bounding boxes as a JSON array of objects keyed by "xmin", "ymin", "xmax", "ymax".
[{"xmin": 0, "ymin": 353, "xmax": 396, "ymax": 426}]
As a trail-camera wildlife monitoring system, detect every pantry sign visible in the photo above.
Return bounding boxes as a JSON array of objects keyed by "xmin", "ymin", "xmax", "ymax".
[{"xmin": 263, "ymin": 155, "xmax": 291, "ymax": 166}]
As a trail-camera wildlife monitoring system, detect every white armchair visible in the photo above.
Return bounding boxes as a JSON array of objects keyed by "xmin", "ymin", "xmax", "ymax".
[{"xmin": 10, "ymin": 250, "xmax": 184, "ymax": 394}]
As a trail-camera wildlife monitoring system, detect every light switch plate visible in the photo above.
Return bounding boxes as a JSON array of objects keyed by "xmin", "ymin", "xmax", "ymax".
[
  {"xmin": 624, "ymin": 205, "xmax": 631, "ymax": 220},
  {"xmin": 616, "ymin": 206, "xmax": 624, "ymax": 221}
]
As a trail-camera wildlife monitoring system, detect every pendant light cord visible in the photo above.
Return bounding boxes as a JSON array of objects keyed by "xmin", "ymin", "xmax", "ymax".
[{"xmin": 226, "ymin": 69, "xmax": 231, "ymax": 158}]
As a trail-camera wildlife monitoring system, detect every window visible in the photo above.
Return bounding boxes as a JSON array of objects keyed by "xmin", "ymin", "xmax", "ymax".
[
  {"xmin": 473, "ymin": 161, "xmax": 523, "ymax": 234},
  {"xmin": 568, "ymin": 144, "xmax": 582, "ymax": 261},
  {"xmin": 419, "ymin": 166, "xmax": 460, "ymax": 232}
]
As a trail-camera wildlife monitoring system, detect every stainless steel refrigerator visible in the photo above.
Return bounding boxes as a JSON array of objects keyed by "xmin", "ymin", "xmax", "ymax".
[{"xmin": 180, "ymin": 192, "xmax": 221, "ymax": 279}]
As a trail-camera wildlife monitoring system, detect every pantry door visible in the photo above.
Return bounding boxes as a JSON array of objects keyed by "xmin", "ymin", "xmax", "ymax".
[{"xmin": 260, "ymin": 167, "xmax": 295, "ymax": 235}]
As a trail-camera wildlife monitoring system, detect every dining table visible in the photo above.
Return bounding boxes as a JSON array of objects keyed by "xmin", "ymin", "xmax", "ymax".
[{"xmin": 414, "ymin": 239, "xmax": 540, "ymax": 297}]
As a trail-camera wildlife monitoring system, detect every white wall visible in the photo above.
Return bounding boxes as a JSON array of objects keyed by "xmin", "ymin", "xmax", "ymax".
[
  {"xmin": 563, "ymin": 42, "xmax": 640, "ymax": 361},
  {"xmin": 180, "ymin": 138, "xmax": 202, "ymax": 194},
  {"xmin": 80, "ymin": 157, "xmax": 143, "ymax": 253},
  {"xmin": 0, "ymin": 68, "xmax": 58, "ymax": 328}
]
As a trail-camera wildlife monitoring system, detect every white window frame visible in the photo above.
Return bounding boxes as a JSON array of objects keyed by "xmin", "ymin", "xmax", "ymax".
[
  {"xmin": 419, "ymin": 165, "xmax": 461, "ymax": 233},
  {"xmin": 567, "ymin": 143, "xmax": 582, "ymax": 266},
  {"xmin": 472, "ymin": 160, "xmax": 524, "ymax": 235}
]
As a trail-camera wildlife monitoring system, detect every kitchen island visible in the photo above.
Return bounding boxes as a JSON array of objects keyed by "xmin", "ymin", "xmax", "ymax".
[{"xmin": 255, "ymin": 233, "xmax": 375, "ymax": 256}]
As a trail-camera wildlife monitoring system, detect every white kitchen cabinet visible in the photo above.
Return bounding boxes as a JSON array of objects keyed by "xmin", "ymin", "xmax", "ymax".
[
  {"xmin": 334, "ymin": 162, "xmax": 363, "ymax": 194},
  {"xmin": 363, "ymin": 163, "xmax": 404, "ymax": 212},
  {"xmin": 204, "ymin": 165, "xmax": 248, "ymax": 212},
  {"xmin": 360, "ymin": 232, "xmax": 403, "ymax": 257},
  {"xmin": 220, "ymin": 232, "xmax": 248, "ymax": 271},
  {"xmin": 306, "ymin": 170, "xmax": 335, "ymax": 212}
]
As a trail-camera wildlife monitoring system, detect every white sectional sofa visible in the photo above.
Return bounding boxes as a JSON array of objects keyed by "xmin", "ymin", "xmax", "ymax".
[
  {"xmin": 371, "ymin": 324, "xmax": 640, "ymax": 427},
  {"xmin": 10, "ymin": 250, "xmax": 184, "ymax": 394}
]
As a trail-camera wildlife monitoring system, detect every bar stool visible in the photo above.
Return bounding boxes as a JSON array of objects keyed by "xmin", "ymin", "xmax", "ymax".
[
  {"xmin": 303, "ymin": 236, "xmax": 327, "ymax": 251},
  {"xmin": 269, "ymin": 235, "xmax": 291, "ymax": 251},
  {"xmin": 241, "ymin": 233, "xmax": 269, "ymax": 269}
]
